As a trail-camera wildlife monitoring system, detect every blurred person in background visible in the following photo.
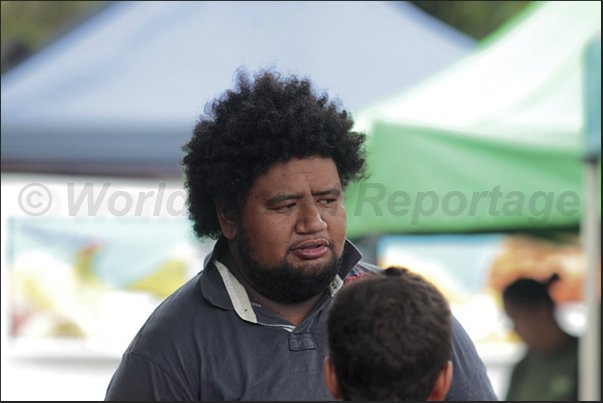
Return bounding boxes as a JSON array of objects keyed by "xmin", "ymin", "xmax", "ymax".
[
  {"xmin": 503, "ymin": 274, "xmax": 579, "ymax": 401},
  {"xmin": 324, "ymin": 267, "xmax": 453, "ymax": 401},
  {"xmin": 105, "ymin": 69, "xmax": 497, "ymax": 401}
]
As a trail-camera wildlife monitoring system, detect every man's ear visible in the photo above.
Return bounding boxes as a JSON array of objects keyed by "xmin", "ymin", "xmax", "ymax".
[
  {"xmin": 324, "ymin": 357, "xmax": 343, "ymax": 400},
  {"xmin": 215, "ymin": 200, "xmax": 238, "ymax": 240},
  {"xmin": 428, "ymin": 360, "xmax": 453, "ymax": 401}
]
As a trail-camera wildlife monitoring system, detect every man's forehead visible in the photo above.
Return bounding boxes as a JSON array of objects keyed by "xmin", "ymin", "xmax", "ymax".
[{"xmin": 255, "ymin": 157, "xmax": 340, "ymax": 185}]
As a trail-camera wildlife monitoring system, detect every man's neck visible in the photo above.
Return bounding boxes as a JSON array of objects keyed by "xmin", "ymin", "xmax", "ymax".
[{"xmin": 219, "ymin": 244, "xmax": 323, "ymax": 327}]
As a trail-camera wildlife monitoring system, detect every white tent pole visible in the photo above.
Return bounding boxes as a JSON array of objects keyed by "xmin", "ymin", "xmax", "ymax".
[{"xmin": 578, "ymin": 160, "xmax": 601, "ymax": 401}]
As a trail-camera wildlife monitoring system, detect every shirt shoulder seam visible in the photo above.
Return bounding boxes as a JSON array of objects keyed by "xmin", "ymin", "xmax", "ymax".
[{"xmin": 129, "ymin": 350, "xmax": 190, "ymax": 399}]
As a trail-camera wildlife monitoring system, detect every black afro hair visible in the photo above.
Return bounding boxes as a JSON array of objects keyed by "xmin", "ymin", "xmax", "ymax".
[{"xmin": 181, "ymin": 69, "xmax": 368, "ymax": 240}]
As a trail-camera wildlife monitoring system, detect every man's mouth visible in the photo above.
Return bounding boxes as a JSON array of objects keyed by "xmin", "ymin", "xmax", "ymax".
[{"xmin": 292, "ymin": 239, "xmax": 329, "ymax": 260}]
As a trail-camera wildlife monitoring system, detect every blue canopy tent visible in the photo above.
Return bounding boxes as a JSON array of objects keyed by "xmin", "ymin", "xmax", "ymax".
[{"xmin": 1, "ymin": 1, "xmax": 474, "ymax": 178}]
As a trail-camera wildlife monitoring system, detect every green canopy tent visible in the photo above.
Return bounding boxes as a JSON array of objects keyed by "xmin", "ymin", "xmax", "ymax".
[{"xmin": 344, "ymin": 1, "xmax": 601, "ymax": 239}]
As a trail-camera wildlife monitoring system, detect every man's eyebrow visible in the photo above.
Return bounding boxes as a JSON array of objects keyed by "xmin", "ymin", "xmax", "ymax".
[
  {"xmin": 265, "ymin": 188, "xmax": 341, "ymax": 205},
  {"xmin": 312, "ymin": 188, "xmax": 341, "ymax": 197},
  {"xmin": 265, "ymin": 193, "xmax": 303, "ymax": 205}
]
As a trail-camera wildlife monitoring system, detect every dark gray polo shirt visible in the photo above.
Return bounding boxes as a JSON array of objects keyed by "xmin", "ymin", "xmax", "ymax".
[{"xmin": 105, "ymin": 237, "xmax": 497, "ymax": 401}]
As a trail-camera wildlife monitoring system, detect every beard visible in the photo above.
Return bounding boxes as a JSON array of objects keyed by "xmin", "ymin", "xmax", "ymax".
[{"xmin": 236, "ymin": 226, "xmax": 342, "ymax": 304}]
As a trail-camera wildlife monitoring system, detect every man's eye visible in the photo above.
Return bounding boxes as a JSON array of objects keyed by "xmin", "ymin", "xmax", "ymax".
[
  {"xmin": 319, "ymin": 198, "xmax": 336, "ymax": 206},
  {"xmin": 275, "ymin": 203, "xmax": 295, "ymax": 212}
]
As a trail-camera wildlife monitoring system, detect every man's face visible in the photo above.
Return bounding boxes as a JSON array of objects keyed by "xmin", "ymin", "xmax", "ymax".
[{"xmin": 233, "ymin": 156, "xmax": 347, "ymax": 303}]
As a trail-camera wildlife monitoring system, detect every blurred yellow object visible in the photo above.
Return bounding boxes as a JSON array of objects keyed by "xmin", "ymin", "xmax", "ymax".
[
  {"xmin": 505, "ymin": 330, "xmax": 523, "ymax": 343},
  {"xmin": 17, "ymin": 274, "xmax": 54, "ymax": 311},
  {"xmin": 73, "ymin": 244, "xmax": 104, "ymax": 287},
  {"xmin": 126, "ymin": 259, "xmax": 187, "ymax": 300},
  {"xmin": 51, "ymin": 319, "xmax": 85, "ymax": 337}
]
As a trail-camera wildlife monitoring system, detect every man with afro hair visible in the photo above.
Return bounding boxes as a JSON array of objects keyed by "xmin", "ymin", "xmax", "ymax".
[{"xmin": 105, "ymin": 69, "xmax": 497, "ymax": 401}]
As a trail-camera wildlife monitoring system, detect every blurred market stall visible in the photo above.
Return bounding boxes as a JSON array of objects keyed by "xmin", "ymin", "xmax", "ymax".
[
  {"xmin": 1, "ymin": 1, "xmax": 474, "ymax": 178},
  {"xmin": 345, "ymin": 1, "xmax": 601, "ymax": 399},
  {"xmin": 346, "ymin": 1, "xmax": 600, "ymax": 237}
]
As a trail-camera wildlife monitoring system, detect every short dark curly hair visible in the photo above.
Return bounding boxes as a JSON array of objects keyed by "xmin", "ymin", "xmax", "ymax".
[
  {"xmin": 181, "ymin": 69, "xmax": 368, "ymax": 240},
  {"xmin": 326, "ymin": 267, "xmax": 452, "ymax": 401}
]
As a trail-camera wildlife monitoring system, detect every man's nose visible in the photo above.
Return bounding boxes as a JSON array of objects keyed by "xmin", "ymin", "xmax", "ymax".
[{"xmin": 296, "ymin": 203, "xmax": 327, "ymax": 233}]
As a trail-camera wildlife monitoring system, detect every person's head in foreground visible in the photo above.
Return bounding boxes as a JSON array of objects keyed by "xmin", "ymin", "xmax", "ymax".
[
  {"xmin": 502, "ymin": 273, "xmax": 568, "ymax": 351},
  {"xmin": 325, "ymin": 267, "xmax": 453, "ymax": 401}
]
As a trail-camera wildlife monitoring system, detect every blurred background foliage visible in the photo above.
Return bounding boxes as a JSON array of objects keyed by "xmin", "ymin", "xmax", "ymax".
[
  {"xmin": 1, "ymin": 1, "xmax": 532, "ymax": 75},
  {"xmin": 1, "ymin": 1, "xmax": 108, "ymax": 74},
  {"xmin": 409, "ymin": 1, "xmax": 532, "ymax": 40}
]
